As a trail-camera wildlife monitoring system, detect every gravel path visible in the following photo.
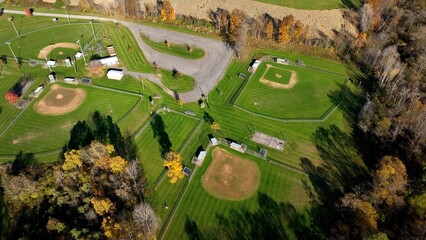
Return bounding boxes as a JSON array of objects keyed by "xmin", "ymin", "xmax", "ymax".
[{"xmin": 4, "ymin": 10, "xmax": 234, "ymax": 102}]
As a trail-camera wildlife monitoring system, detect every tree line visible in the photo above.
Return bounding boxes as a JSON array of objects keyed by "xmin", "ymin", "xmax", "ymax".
[{"xmin": 304, "ymin": 0, "xmax": 426, "ymax": 239}]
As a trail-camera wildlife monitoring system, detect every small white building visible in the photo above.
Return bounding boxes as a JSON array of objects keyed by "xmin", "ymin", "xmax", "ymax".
[
  {"xmin": 248, "ymin": 60, "xmax": 261, "ymax": 72},
  {"xmin": 47, "ymin": 60, "xmax": 56, "ymax": 67},
  {"xmin": 191, "ymin": 151, "xmax": 207, "ymax": 166},
  {"xmin": 64, "ymin": 77, "xmax": 76, "ymax": 84},
  {"xmin": 48, "ymin": 74, "xmax": 56, "ymax": 83},
  {"xmin": 100, "ymin": 56, "xmax": 119, "ymax": 66},
  {"xmin": 75, "ymin": 52, "xmax": 83, "ymax": 59},
  {"xmin": 33, "ymin": 86, "xmax": 44, "ymax": 97},
  {"xmin": 107, "ymin": 69, "xmax": 123, "ymax": 80},
  {"xmin": 276, "ymin": 58, "xmax": 289, "ymax": 65},
  {"xmin": 230, "ymin": 142, "xmax": 247, "ymax": 153},
  {"xmin": 210, "ymin": 138, "xmax": 218, "ymax": 146},
  {"xmin": 65, "ymin": 58, "xmax": 72, "ymax": 67}
]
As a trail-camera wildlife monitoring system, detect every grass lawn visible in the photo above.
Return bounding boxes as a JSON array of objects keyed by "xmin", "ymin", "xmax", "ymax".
[
  {"xmin": 135, "ymin": 111, "xmax": 200, "ymax": 183},
  {"xmin": 140, "ymin": 33, "xmax": 205, "ymax": 59},
  {"xmin": 253, "ymin": 0, "xmax": 362, "ymax": 10},
  {"xmin": 0, "ymin": 83, "xmax": 139, "ymax": 155},
  {"xmin": 236, "ymin": 61, "xmax": 347, "ymax": 119},
  {"xmin": 163, "ymin": 146, "xmax": 310, "ymax": 239},
  {"xmin": 159, "ymin": 70, "xmax": 195, "ymax": 93}
]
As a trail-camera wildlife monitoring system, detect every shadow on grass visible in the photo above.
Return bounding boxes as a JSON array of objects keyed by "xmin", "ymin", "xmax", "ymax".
[
  {"xmin": 184, "ymin": 192, "xmax": 316, "ymax": 240},
  {"xmin": 299, "ymin": 125, "xmax": 370, "ymax": 236},
  {"xmin": 150, "ymin": 114, "xmax": 172, "ymax": 156}
]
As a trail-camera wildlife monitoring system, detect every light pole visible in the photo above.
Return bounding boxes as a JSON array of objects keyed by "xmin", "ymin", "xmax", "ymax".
[
  {"xmin": 40, "ymin": 50, "xmax": 52, "ymax": 71},
  {"xmin": 8, "ymin": 16, "xmax": 19, "ymax": 37},
  {"xmin": 76, "ymin": 39, "xmax": 87, "ymax": 65},
  {"xmin": 62, "ymin": 6, "xmax": 70, "ymax": 24},
  {"xmin": 89, "ymin": 19, "xmax": 97, "ymax": 40},
  {"xmin": 5, "ymin": 42, "xmax": 18, "ymax": 63}
]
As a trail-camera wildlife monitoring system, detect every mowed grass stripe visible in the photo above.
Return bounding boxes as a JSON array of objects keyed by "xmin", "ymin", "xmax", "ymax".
[
  {"xmin": 102, "ymin": 24, "xmax": 151, "ymax": 72},
  {"xmin": 136, "ymin": 112, "xmax": 199, "ymax": 183}
]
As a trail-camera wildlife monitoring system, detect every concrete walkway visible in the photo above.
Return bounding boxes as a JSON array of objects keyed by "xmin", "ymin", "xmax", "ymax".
[{"xmin": 4, "ymin": 10, "xmax": 234, "ymax": 102}]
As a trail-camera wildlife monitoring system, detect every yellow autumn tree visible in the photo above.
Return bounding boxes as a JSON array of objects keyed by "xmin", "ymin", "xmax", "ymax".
[
  {"xmin": 91, "ymin": 197, "xmax": 114, "ymax": 215},
  {"xmin": 62, "ymin": 149, "xmax": 82, "ymax": 171},
  {"xmin": 277, "ymin": 15, "xmax": 294, "ymax": 44},
  {"xmin": 264, "ymin": 19, "xmax": 274, "ymax": 41},
  {"xmin": 109, "ymin": 156, "xmax": 127, "ymax": 173},
  {"xmin": 160, "ymin": 0, "xmax": 176, "ymax": 22},
  {"xmin": 292, "ymin": 20, "xmax": 304, "ymax": 44},
  {"xmin": 210, "ymin": 122, "xmax": 221, "ymax": 131},
  {"xmin": 230, "ymin": 9, "xmax": 244, "ymax": 38},
  {"xmin": 163, "ymin": 151, "xmax": 184, "ymax": 184},
  {"xmin": 101, "ymin": 216, "xmax": 122, "ymax": 238}
]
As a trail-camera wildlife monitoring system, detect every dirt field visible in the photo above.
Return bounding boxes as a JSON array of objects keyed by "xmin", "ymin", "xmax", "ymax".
[
  {"xmin": 34, "ymin": 84, "xmax": 86, "ymax": 116},
  {"xmin": 139, "ymin": 0, "xmax": 356, "ymax": 36},
  {"xmin": 38, "ymin": 43, "xmax": 79, "ymax": 59},
  {"xmin": 201, "ymin": 148, "xmax": 260, "ymax": 201},
  {"xmin": 260, "ymin": 64, "xmax": 297, "ymax": 89},
  {"xmin": 46, "ymin": 0, "xmax": 354, "ymax": 36}
]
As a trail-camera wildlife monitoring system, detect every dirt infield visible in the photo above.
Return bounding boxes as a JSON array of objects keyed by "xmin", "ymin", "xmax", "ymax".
[
  {"xmin": 201, "ymin": 148, "xmax": 260, "ymax": 201},
  {"xmin": 260, "ymin": 64, "xmax": 297, "ymax": 89},
  {"xmin": 34, "ymin": 84, "xmax": 86, "ymax": 115},
  {"xmin": 38, "ymin": 43, "xmax": 79, "ymax": 59}
]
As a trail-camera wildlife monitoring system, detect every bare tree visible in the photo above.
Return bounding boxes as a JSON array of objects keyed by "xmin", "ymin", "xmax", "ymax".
[{"xmin": 132, "ymin": 202, "xmax": 161, "ymax": 236}]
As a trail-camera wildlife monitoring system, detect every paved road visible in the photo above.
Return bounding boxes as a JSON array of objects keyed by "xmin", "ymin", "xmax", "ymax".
[{"xmin": 4, "ymin": 10, "xmax": 234, "ymax": 102}]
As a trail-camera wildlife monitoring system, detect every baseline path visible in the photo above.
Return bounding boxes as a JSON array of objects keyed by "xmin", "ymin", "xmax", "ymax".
[{"xmin": 4, "ymin": 10, "xmax": 234, "ymax": 102}]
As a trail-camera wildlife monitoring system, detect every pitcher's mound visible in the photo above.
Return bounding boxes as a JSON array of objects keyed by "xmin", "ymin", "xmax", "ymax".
[
  {"xmin": 34, "ymin": 84, "xmax": 86, "ymax": 116},
  {"xmin": 201, "ymin": 148, "xmax": 260, "ymax": 201}
]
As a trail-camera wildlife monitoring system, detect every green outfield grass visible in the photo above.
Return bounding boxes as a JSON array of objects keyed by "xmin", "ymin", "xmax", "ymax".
[
  {"xmin": 0, "ymin": 83, "xmax": 139, "ymax": 155},
  {"xmin": 253, "ymin": 0, "xmax": 361, "ymax": 10},
  {"xmin": 236, "ymin": 60, "xmax": 347, "ymax": 119},
  {"xmin": 135, "ymin": 111, "xmax": 200, "ymax": 183},
  {"xmin": 264, "ymin": 66, "xmax": 292, "ymax": 84},
  {"xmin": 163, "ymin": 146, "xmax": 310, "ymax": 239},
  {"xmin": 140, "ymin": 34, "xmax": 205, "ymax": 59}
]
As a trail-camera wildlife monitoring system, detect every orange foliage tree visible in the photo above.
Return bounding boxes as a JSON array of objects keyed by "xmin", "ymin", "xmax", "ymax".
[
  {"xmin": 277, "ymin": 15, "xmax": 294, "ymax": 44},
  {"xmin": 160, "ymin": 0, "xmax": 176, "ymax": 22},
  {"xmin": 5, "ymin": 91, "xmax": 19, "ymax": 104}
]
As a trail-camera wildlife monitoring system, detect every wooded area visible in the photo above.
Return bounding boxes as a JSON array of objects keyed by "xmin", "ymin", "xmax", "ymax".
[{"xmin": 0, "ymin": 112, "xmax": 158, "ymax": 239}]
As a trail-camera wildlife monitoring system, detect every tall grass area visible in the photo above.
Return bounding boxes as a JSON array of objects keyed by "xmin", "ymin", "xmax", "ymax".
[
  {"xmin": 0, "ymin": 83, "xmax": 139, "ymax": 155},
  {"xmin": 140, "ymin": 33, "xmax": 205, "ymax": 59},
  {"xmin": 253, "ymin": 0, "xmax": 361, "ymax": 10},
  {"xmin": 163, "ymin": 146, "xmax": 310, "ymax": 239}
]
